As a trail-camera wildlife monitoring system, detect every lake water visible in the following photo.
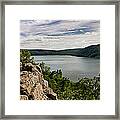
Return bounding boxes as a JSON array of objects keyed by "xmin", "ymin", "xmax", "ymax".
[{"xmin": 33, "ymin": 55, "xmax": 100, "ymax": 82}]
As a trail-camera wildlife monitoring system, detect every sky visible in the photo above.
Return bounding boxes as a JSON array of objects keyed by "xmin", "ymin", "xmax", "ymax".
[{"xmin": 20, "ymin": 20, "xmax": 100, "ymax": 50}]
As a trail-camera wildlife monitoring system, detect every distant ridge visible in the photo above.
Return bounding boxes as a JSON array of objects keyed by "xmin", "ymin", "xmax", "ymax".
[{"xmin": 26, "ymin": 44, "xmax": 100, "ymax": 59}]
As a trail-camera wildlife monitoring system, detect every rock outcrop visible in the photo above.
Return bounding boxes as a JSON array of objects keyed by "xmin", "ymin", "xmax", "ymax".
[{"xmin": 20, "ymin": 62, "xmax": 57, "ymax": 100}]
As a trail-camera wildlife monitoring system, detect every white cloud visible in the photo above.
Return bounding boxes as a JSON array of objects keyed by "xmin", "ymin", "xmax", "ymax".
[{"xmin": 20, "ymin": 20, "xmax": 100, "ymax": 50}]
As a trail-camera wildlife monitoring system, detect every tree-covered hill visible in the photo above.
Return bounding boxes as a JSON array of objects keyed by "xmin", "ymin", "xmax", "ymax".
[{"xmin": 27, "ymin": 44, "xmax": 100, "ymax": 58}]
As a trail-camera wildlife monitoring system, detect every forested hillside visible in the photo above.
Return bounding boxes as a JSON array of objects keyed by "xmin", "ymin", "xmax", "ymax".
[{"xmin": 28, "ymin": 44, "xmax": 100, "ymax": 58}]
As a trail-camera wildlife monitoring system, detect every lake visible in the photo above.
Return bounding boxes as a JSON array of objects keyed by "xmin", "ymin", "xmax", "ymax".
[{"xmin": 33, "ymin": 55, "xmax": 100, "ymax": 82}]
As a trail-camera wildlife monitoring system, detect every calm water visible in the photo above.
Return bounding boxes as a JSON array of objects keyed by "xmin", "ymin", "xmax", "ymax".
[{"xmin": 33, "ymin": 55, "xmax": 100, "ymax": 82}]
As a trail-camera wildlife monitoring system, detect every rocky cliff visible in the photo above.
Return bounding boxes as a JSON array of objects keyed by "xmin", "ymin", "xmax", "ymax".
[{"xmin": 20, "ymin": 62, "xmax": 57, "ymax": 100}]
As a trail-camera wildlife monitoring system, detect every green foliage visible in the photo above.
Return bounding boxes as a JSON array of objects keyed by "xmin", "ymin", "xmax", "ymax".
[
  {"xmin": 40, "ymin": 62, "xmax": 100, "ymax": 100},
  {"xmin": 20, "ymin": 49, "xmax": 34, "ymax": 64}
]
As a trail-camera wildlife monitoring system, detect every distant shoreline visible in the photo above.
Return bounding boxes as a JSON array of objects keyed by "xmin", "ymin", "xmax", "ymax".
[
  {"xmin": 31, "ymin": 54, "xmax": 99, "ymax": 60},
  {"xmin": 24, "ymin": 44, "xmax": 100, "ymax": 59}
]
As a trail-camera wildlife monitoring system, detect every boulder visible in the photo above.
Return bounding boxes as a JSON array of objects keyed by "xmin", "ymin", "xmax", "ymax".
[
  {"xmin": 42, "ymin": 80, "xmax": 48, "ymax": 89},
  {"xmin": 20, "ymin": 71, "xmax": 29, "ymax": 82},
  {"xmin": 20, "ymin": 95, "xmax": 28, "ymax": 100}
]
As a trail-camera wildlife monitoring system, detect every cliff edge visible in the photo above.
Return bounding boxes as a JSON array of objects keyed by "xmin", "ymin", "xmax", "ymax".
[{"xmin": 20, "ymin": 62, "xmax": 57, "ymax": 100}]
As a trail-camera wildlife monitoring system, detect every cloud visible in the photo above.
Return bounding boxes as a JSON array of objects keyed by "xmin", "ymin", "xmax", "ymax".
[{"xmin": 20, "ymin": 20, "xmax": 100, "ymax": 49}]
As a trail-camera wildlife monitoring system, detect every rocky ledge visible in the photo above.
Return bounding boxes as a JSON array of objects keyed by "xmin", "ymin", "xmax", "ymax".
[{"xmin": 20, "ymin": 62, "xmax": 57, "ymax": 100}]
